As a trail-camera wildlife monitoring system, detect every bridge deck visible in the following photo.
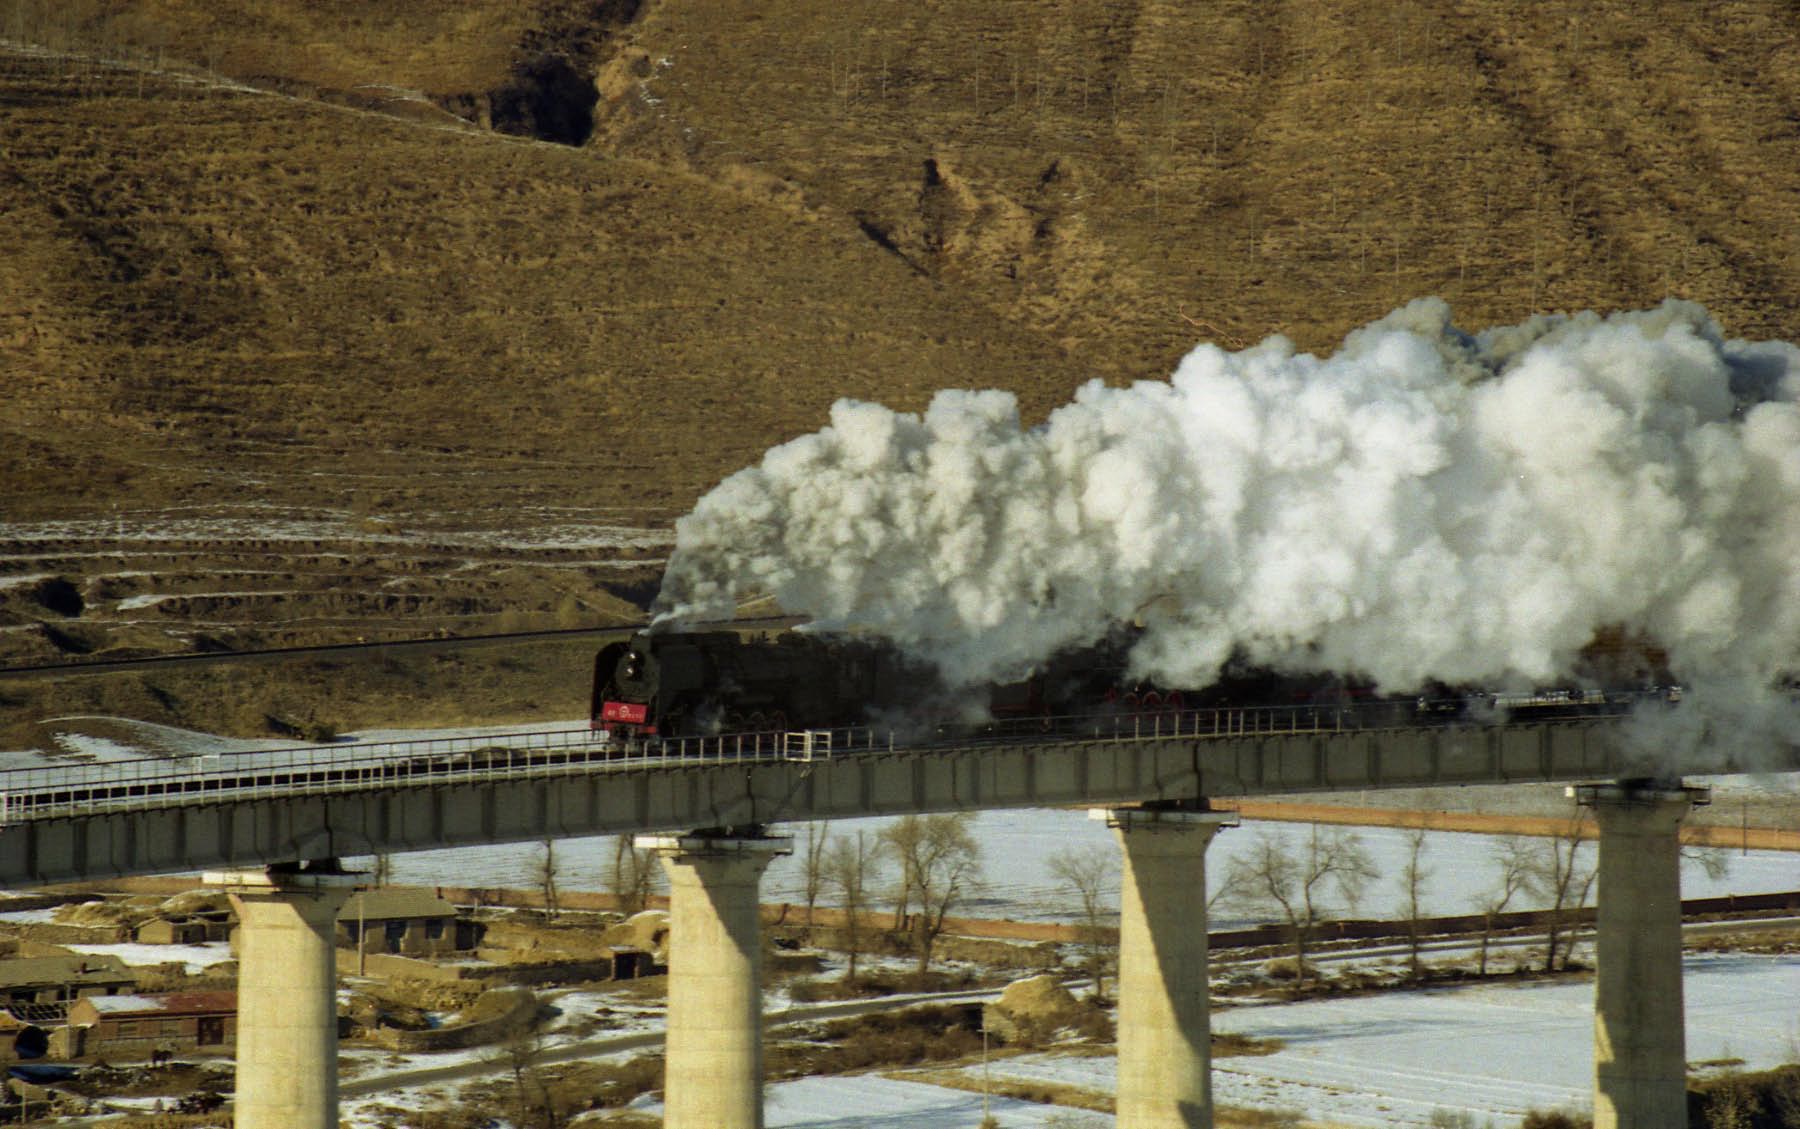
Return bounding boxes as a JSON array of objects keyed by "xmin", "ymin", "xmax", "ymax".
[{"xmin": 0, "ymin": 705, "xmax": 1721, "ymax": 887}]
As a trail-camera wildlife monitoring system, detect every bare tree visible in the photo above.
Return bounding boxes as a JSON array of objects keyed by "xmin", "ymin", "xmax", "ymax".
[
  {"xmin": 1522, "ymin": 817, "xmax": 1596, "ymax": 973},
  {"xmin": 494, "ymin": 1023, "xmax": 568, "ymax": 1129},
  {"xmin": 800, "ymin": 822, "xmax": 831, "ymax": 930},
  {"xmin": 1683, "ymin": 843, "xmax": 1733, "ymax": 883},
  {"xmin": 1395, "ymin": 825, "xmax": 1432, "ymax": 981},
  {"xmin": 1208, "ymin": 853, "xmax": 1248, "ymax": 912},
  {"xmin": 824, "ymin": 830, "xmax": 881, "ymax": 984},
  {"xmin": 1223, "ymin": 824, "xmax": 1378, "ymax": 985},
  {"xmin": 608, "ymin": 836, "xmax": 660, "ymax": 916},
  {"xmin": 1048, "ymin": 844, "xmax": 1116, "ymax": 1001},
  {"xmin": 1476, "ymin": 837, "xmax": 1533, "ymax": 976},
  {"xmin": 534, "ymin": 838, "xmax": 561, "ymax": 921},
  {"xmin": 880, "ymin": 813, "xmax": 982, "ymax": 976}
]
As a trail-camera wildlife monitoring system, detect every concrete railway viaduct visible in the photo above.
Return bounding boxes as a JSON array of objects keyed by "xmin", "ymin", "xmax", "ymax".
[{"xmin": 0, "ymin": 706, "xmax": 1787, "ymax": 1129}]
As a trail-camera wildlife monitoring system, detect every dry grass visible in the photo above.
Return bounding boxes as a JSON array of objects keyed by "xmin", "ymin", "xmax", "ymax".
[
  {"xmin": 5, "ymin": 1, "xmax": 1800, "ymax": 727},
  {"xmin": 767, "ymin": 1002, "xmax": 989, "ymax": 1078},
  {"xmin": 891, "ymin": 1039, "xmax": 1295, "ymax": 1121},
  {"xmin": 0, "ymin": 636, "xmax": 604, "ymax": 746},
  {"xmin": 1688, "ymin": 928, "xmax": 1800, "ymax": 956},
  {"xmin": 0, "ymin": 32, "xmax": 1085, "ymax": 520},
  {"xmin": 892, "ymin": 1064, "xmax": 1117, "ymax": 1113},
  {"xmin": 11, "ymin": 0, "xmax": 1797, "ymax": 514}
]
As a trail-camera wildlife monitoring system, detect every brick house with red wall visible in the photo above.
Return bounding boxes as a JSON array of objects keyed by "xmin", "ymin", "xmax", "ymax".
[{"xmin": 58, "ymin": 992, "xmax": 236, "ymax": 1061}]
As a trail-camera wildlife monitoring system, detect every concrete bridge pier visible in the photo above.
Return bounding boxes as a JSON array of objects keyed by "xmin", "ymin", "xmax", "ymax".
[
  {"xmin": 205, "ymin": 864, "xmax": 357, "ymax": 1129},
  {"xmin": 1096, "ymin": 804, "xmax": 1237, "ymax": 1129},
  {"xmin": 638, "ymin": 830, "xmax": 792, "ymax": 1129},
  {"xmin": 1571, "ymin": 781, "xmax": 1709, "ymax": 1129}
]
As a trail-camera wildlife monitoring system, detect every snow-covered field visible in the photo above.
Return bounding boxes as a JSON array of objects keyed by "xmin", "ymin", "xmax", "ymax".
[
  {"xmin": 627, "ymin": 1074, "xmax": 1112, "ymax": 1129},
  {"xmin": 603, "ymin": 952, "xmax": 1800, "ymax": 1129},
  {"xmin": 970, "ymin": 950, "xmax": 1800, "ymax": 1128},
  {"xmin": 375, "ymin": 797, "xmax": 1800, "ymax": 1128}
]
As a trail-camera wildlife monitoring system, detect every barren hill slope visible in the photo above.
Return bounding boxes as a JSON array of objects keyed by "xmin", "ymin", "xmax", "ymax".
[
  {"xmin": 0, "ymin": 46, "xmax": 1085, "ymax": 517},
  {"xmin": 2, "ymin": 0, "xmax": 1798, "ymax": 737},
  {"xmin": 589, "ymin": 0, "xmax": 1800, "ymax": 355}
]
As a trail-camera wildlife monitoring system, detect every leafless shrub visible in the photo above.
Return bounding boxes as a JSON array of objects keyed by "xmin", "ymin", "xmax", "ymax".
[{"xmin": 1519, "ymin": 1110, "xmax": 1592, "ymax": 1129}]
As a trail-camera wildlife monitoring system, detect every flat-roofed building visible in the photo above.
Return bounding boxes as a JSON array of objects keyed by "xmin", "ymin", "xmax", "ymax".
[
  {"xmin": 336, "ymin": 889, "xmax": 482, "ymax": 957},
  {"xmin": 134, "ymin": 911, "xmax": 231, "ymax": 946},
  {"xmin": 0, "ymin": 956, "xmax": 133, "ymax": 1006}
]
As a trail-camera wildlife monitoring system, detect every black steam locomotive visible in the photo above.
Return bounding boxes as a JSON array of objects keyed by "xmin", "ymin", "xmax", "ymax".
[
  {"xmin": 590, "ymin": 627, "xmax": 1154, "ymax": 738},
  {"xmin": 592, "ymin": 630, "xmax": 940, "ymax": 737}
]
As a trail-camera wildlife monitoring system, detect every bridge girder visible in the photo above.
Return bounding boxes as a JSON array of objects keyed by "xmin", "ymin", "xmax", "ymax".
[{"xmin": 0, "ymin": 720, "xmax": 1671, "ymax": 888}]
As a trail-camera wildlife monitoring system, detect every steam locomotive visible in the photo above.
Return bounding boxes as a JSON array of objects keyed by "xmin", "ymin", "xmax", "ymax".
[
  {"xmin": 590, "ymin": 626, "xmax": 1680, "ymax": 740},
  {"xmin": 589, "ymin": 628, "xmax": 1155, "ymax": 739},
  {"xmin": 591, "ymin": 630, "xmax": 940, "ymax": 737}
]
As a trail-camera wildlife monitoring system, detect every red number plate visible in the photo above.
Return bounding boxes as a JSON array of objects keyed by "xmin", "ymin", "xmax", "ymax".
[{"xmin": 602, "ymin": 701, "xmax": 649, "ymax": 724}]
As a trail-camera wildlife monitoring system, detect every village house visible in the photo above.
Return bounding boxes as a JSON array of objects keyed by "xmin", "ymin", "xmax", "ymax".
[
  {"xmin": 132, "ymin": 916, "xmax": 210, "ymax": 945},
  {"xmin": 0, "ymin": 956, "xmax": 134, "ymax": 1006},
  {"xmin": 0, "ymin": 955, "xmax": 136, "ymax": 1062},
  {"xmin": 58, "ymin": 992, "xmax": 236, "ymax": 1061},
  {"xmin": 131, "ymin": 890, "xmax": 233, "ymax": 945},
  {"xmin": 336, "ymin": 889, "xmax": 482, "ymax": 957},
  {"xmin": 133, "ymin": 910, "xmax": 231, "ymax": 946}
]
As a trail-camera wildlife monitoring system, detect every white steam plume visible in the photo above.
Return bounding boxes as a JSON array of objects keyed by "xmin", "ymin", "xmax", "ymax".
[{"xmin": 655, "ymin": 299, "xmax": 1800, "ymax": 761}]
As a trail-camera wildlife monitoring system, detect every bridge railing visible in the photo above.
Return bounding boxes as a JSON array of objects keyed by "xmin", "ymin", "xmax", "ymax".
[
  {"xmin": 0, "ymin": 693, "xmax": 1660, "ymax": 824},
  {"xmin": 0, "ymin": 724, "xmax": 857, "ymax": 824}
]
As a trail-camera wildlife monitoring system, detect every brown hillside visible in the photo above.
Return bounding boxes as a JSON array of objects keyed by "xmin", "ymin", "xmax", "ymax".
[
  {"xmin": 2, "ymin": 0, "xmax": 1798, "ymax": 737},
  {"xmin": 589, "ymin": 0, "xmax": 1800, "ymax": 351}
]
